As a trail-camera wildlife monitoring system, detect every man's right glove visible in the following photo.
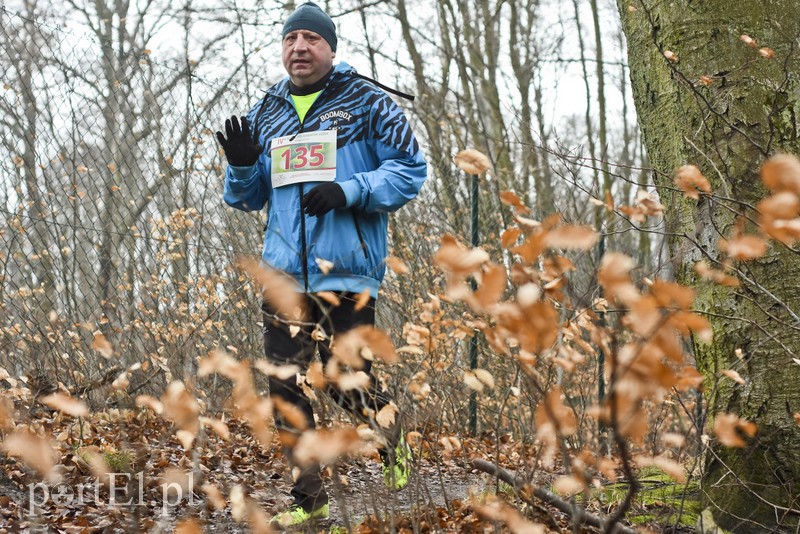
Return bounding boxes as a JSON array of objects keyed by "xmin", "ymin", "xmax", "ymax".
[{"xmin": 215, "ymin": 115, "xmax": 263, "ymax": 167}]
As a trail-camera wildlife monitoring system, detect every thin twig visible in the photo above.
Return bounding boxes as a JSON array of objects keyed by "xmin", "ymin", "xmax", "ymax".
[{"xmin": 472, "ymin": 459, "xmax": 638, "ymax": 534}]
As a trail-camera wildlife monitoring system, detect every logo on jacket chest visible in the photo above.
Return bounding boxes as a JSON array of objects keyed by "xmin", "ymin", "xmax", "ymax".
[{"xmin": 319, "ymin": 110, "xmax": 353, "ymax": 123}]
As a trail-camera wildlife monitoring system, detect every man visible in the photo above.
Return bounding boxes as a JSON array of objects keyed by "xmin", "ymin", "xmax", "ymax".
[{"xmin": 216, "ymin": 2, "xmax": 427, "ymax": 527}]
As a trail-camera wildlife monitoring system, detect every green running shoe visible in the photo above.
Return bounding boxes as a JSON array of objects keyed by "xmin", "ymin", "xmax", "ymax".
[
  {"xmin": 270, "ymin": 503, "xmax": 329, "ymax": 527},
  {"xmin": 381, "ymin": 433, "xmax": 412, "ymax": 490}
]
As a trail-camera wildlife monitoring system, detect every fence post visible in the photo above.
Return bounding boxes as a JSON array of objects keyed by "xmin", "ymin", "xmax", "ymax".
[{"xmin": 468, "ymin": 172, "xmax": 479, "ymax": 435}]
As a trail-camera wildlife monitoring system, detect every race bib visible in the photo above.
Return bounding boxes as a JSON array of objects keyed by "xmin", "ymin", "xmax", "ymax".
[{"xmin": 270, "ymin": 130, "xmax": 337, "ymax": 188}]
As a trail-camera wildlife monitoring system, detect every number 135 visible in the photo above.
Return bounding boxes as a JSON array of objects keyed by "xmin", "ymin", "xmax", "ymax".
[{"xmin": 280, "ymin": 144, "xmax": 324, "ymax": 170}]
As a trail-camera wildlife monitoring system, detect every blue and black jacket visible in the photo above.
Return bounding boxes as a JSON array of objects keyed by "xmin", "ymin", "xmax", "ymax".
[{"xmin": 224, "ymin": 62, "xmax": 427, "ymax": 297}]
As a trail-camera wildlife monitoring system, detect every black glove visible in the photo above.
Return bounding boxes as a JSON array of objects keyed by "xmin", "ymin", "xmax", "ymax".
[
  {"xmin": 215, "ymin": 115, "xmax": 263, "ymax": 167},
  {"xmin": 301, "ymin": 183, "xmax": 347, "ymax": 217}
]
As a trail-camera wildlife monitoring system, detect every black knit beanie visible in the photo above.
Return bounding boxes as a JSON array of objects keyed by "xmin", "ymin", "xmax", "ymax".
[{"xmin": 282, "ymin": 2, "xmax": 337, "ymax": 52}]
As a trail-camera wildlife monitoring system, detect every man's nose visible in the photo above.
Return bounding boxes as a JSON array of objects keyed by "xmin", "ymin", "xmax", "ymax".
[{"xmin": 294, "ymin": 36, "xmax": 309, "ymax": 51}]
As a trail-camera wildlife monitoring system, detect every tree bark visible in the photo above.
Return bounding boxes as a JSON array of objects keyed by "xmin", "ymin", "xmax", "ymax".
[{"xmin": 616, "ymin": 0, "xmax": 800, "ymax": 531}]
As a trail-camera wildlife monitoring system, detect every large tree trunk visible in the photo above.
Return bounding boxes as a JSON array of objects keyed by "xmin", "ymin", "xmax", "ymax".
[{"xmin": 616, "ymin": 1, "xmax": 800, "ymax": 531}]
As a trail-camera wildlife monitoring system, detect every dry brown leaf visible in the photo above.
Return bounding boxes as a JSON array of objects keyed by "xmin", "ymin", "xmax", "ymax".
[
  {"xmin": 544, "ymin": 225, "xmax": 598, "ymax": 250},
  {"xmin": 694, "ymin": 260, "xmax": 740, "ymax": 287},
  {"xmin": 398, "ymin": 344, "xmax": 424, "ymax": 355},
  {"xmin": 463, "ymin": 371, "xmax": 484, "ymax": 393},
  {"xmin": 763, "ymin": 218, "xmax": 800, "ymax": 245},
  {"xmin": 649, "ymin": 279, "xmax": 695, "ymax": 309},
  {"xmin": 0, "ymin": 397, "xmax": 14, "ymax": 431},
  {"xmin": 311, "ymin": 325, "xmax": 328, "ymax": 342},
  {"xmin": 161, "ymin": 467, "xmax": 194, "ymax": 500},
  {"xmin": 2, "ymin": 429, "xmax": 59, "ymax": 476},
  {"xmin": 721, "ymin": 369, "xmax": 745, "ymax": 385},
  {"xmin": 253, "ymin": 360, "xmax": 300, "ymax": 381},
  {"xmin": 759, "ymin": 47, "xmax": 776, "ymax": 59},
  {"xmin": 202, "ymin": 482, "xmax": 226, "ymax": 510},
  {"xmin": 501, "ymin": 227, "xmax": 523, "ymax": 248},
  {"xmin": 467, "ymin": 263, "xmax": 507, "ymax": 311},
  {"xmin": 161, "ymin": 381, "xmax": 200, "ymax": 435},
  {"xmin": 553, "ymin": 475, "xmax": 585, "ymax": 496},
  {"xmin": 175, "ymin": 429, "xmax": 195, "ymax": 450},
  {"xmin": 517, "ymin": 283, "xmax": 542, "ymax": 307},
  {"xmin": 454, "ymin": 148, "xmax": 492, "ymax": 175},
  {"xmin": 473, "ymin": 368, "xmax": 495, "ymax": 390},
  {"xmin": 315, "ymin": 257, "xmax": 334, "ymax": 274},
  {"xmin": 111, "ymin": 372, "xmax": 130, "ymax": 390},
  {"xmin": 175, "ymin": 518, "xmax": 204, "ymax": 534},
  {"xmin": 535, "ymin": 386, "xmax": 577, "ymax": 436},
  {"xmin": 739, "ymin": 34, "xmax": 757, "ymax": 47},
  {"xmin": 376, "ymin": 402, "xmax": 399, "ymax": 429},
  {"xmin": 293, "ymin": 427, "xmax": 363, "ymax": 466},
  {"xmin": 698, "ymin": 75, "xmax": 714, "ymax": 86},
  {"xmin": 674, "ymin": 165, "xmax": 711, "ymax": 199},
  {"xmin": 636, "ymin": 189, "xmax": 665, "ymax": 216},
  {"xmin": 92, "ymin": 331, "xmax": 114, "ymax": 358},
  {"xmin": 499, "ymin": 190, "xmax": 529, "ymax": 214},
  {"xmin": 598, "ymin": 252, "xmax": 639, "ymax": 304},
  {"xmin": 514, "ymin": 215, "xmax": 542, "ymax": 229},
  {"xmin": 675, "ymin": 366, "xmax": 705, "ymax": 390},
  {"xmin": 434, "ymin": 235, "xmax": 490, "ymax": 275},
  {"xmin": 332, "ymin": 325, "xmax": 397, "ymax": 367},
  {"xmin": 719, "ymin": 234, "xmax": 768, "ymax": 261},
  {"xmin": 661, "ymin": 432, "xmax": 686, "ymax": 448},
  {"xmin": 40, "ymin": 392, "xmax": 89, "ymax": 417},
  {"xmin": 80, "ymin": 446, "xmax": 112, "ymax": 484},
  {"xmin": 794, "ymin": 413, "xmax": 800, "ymax": 427},
  {"xmin": 273, "ymin": 397, "xmax": 308, "ymax": 430},
  {"xmin": 336, "ymin": 371, "xmax": 371, "ymax": 391},
  {"xmin": 635, "ymin": 455, "xmax": 686, "ymax": 482},
  {"xmin": 758, "ymin": 191, "xmax": 800, "ymax": 220},
  {"xmin": 675, "ymin": 311, "xmax": 714, "ymax": 343},
  {"xmin": 439, "ymin": 435, "xmax": 462, "ymax": 455},
  {"xmin": 198, "ymin": 349, "xmax": 242, "ymax": 379},
  {"xmin": 317, "ymin": 291, "xmax": 341, "ymax": 306},
  {"xmin": 237, "ymin": 256, "xmax": 305, "ymax": 321},
  {"xmin": 473, "ymin": 496, "xmax": 546, "ymax": 534},
  {"xmin": 306, "ymin": 361, "xmax": 326, "ymax": 389},
  {"xmin": 136, "ymin": 395, "xmax": 164, "ymax": 415},
  {"xmin": 245, "ymin": 500, "xmax": 274, "ymax": 533},
  {"xmin": 714, "ymin": 413, "xmax": 757, "ymax": 447},
  {"xmin": 760, "ymin": 154, "xmax": 800, "ymax": 194},
  {"xmin": 385, "ymin": 256, "xmax": 410, "ymax": 275},
  {"xmin": 230, "ymin": 485, "xmax": 246, "ymax": 522},
  {"xmin": 200, "ymin": 416, "xmax": 231, "ymax": 440},
  {"xmin": 663, "ymin": 50, "xmax": 678, "ymax": 62},
  {"xmin": 354, "ymin": 289, "xmax": 371, "ymax": 311}
]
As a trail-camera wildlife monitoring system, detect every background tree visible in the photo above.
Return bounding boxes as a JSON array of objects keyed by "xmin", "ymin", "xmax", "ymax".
[{"xmin": 616, "ymin": 0, "xmax": 800, "ymax": 530}]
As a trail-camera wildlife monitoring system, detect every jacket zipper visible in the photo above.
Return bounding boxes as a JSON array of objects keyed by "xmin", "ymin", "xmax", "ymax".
[{"xmin": 351, "ymin": 211, "xmax": 369, "ymax": 260}]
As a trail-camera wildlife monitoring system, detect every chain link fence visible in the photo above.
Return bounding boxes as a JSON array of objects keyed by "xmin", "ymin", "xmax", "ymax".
[
  {"xmin": 0, "ymin": 5, "xmax": 275, "ymax": 402},
  {"xmin": 0, "ymin": 2, "xmax": 503, "ymax": 436},
  {"xmin": 0, "ymin": 1, "xmax": 661, "ymax": 432}
]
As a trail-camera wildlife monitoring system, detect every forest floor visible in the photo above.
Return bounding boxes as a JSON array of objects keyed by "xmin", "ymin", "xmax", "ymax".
[{"xmin": 0, "ymin": 406, "xmax": 697, "ymax": 533}]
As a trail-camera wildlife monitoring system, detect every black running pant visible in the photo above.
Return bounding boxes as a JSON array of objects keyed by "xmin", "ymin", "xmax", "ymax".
[{"xmin": 262, "ymin": 292, "xmax": 400, "ymax": 512}]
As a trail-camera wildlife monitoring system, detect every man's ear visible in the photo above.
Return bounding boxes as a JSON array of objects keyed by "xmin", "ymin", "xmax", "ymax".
[{"xmin": 332, "ymin": 51, "xmax": 336, "ymax": 59}]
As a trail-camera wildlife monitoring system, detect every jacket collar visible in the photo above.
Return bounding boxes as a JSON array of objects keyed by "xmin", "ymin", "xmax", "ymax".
[{"xmin": 268, "ymin": 62, "xmax": 356, "ymax": 99}]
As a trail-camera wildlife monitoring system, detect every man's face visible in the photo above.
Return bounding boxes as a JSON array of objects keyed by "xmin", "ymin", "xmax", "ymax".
[{"xmin": 282, "ymin": 30, "xmax": 335, "ymax": 87}]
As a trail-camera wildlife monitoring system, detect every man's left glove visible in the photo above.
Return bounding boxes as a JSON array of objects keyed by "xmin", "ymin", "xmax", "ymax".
[
  {"xmin": 302, "ymin": 183, "xmax": 346, "ymax": 217},
  {"xmin": 215, "ymin": 115, "xmax": 263, "ymax": 167}
]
